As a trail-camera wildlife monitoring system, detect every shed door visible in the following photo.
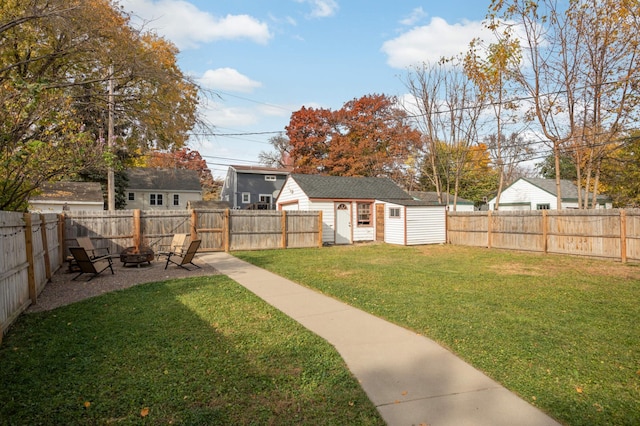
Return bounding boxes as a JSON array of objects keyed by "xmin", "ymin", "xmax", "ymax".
[
  {"xmin": 335, "ymin": 203, "xmax": 351, "ymax": 244},
  {"xmin": 375, "ymin": 203, "xmax": 385, "ymax": 241}
]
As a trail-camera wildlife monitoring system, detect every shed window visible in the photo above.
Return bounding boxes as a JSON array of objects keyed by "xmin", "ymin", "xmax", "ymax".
[
  {"xmin": 357, "ymin": 203, "xmax": 372, "ymax": 226},
  {"xmin": 536, "ymin": 203, "xmax": 550, "ymax": 210},
  {"xmin": 389, "ymin": 207, "xmax": 401, "ymax": 218},
  {"xmin": 150, "ymin": 194, "xmax": 163, "ymax": 206}
]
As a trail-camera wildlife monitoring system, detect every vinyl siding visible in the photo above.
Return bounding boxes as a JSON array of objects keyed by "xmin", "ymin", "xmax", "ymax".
[{"xmin": 405, "ymin": 206, "xmax": 446, "ymax": 245}]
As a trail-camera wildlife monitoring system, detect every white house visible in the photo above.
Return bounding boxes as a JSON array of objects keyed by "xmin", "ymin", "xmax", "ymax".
[
  {"xmin": 29, "ymin": 181, "xmax": 104, "ymax": 213},
  {"xmin": 487, "ymin": 177, "xmax": 613, "ymax": 210},
  {"xmin": 276, "ymin": 174, "xmax": 446, "ymax": 246},
  {"xmin": 125, "ymin": 168, "xmax": 202, "ymax": 210}
]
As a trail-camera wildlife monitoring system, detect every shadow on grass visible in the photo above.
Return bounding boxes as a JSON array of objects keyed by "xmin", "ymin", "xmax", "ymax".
[{"xmin": 0, "ymin": 276, "xmax": 383, "ymax": 425}]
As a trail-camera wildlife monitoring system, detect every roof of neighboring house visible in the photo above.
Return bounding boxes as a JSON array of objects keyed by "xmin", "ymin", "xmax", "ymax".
[
  {"xmin": 31, "ymin": 181, "xmax": 104, "ymax": 204},
  {"xmin": 289, "ymin": 174, "xmax": 412, "ymax": 200},
  {"xmin": 230, "ymin": 165, "xmax": 292, "ymax": 175},
  {"xmin": 410, "ymin": 191, "xmax": 475, "ymax": 205},
  {"xmin": 127, "ymin": 168, "xmax": 202, "ymax": 192},
  {"xmin": 520, "ymin": 178, "xmax": 611, "ymax": 202}
]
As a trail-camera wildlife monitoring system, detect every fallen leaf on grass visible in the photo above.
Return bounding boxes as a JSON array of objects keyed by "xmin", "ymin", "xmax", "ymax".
[
  {"xmin": 84, "ymin": 401, "xmax": 91, "ymax": 408},
  {"xmin": 140, "ymin": 407, "xmax": 149, "ymax": 417},
  {"xmin": 576, "ymin": 387, "xmax": 583, "ymax": 394}
]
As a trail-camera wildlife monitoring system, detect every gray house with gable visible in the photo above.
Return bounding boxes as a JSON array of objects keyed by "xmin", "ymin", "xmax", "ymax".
[{"xmin": 220, "ymin": 165, "xmax": 291, "ymax": 209}]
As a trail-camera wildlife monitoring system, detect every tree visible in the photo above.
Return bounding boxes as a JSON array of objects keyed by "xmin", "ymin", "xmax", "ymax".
[
  {"xmin": 488, "ymin": 0, "xmax": 640, "ymax": 208},
  {"xmin": 286, "ymin": 94, "xmax": 422, "ymax": 185},
  {"xmin": 146, "ymin": 148, "xmax": 220, "ymax": 200},
  {"xmin": 403, "ymin": 59, "xmax": 484, "ymax": 208},
  {"xmin": 0, "ymin": 0, "xmax": 201, "ymax": 211},
  {"xmin": 536, "ymin": 154, "xmax": 577, "ymax": 181},
  {"xmin": 599, "ymin": 132, "xmax": 640, "ymax": 207},
  {"xmin": 259, "ymin": 134, "xmax": 292, "ymax": 168}
]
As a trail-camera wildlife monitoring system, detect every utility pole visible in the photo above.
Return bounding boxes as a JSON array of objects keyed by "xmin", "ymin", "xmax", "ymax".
[{"xmin": 107, "ymin": 66, "xmax": 115, "ymax": 211}]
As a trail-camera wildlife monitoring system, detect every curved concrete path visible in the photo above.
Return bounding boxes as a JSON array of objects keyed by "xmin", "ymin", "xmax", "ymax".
[{"xmin": 200, "ymin": 252, "xmax": 562, "ymax": 426}]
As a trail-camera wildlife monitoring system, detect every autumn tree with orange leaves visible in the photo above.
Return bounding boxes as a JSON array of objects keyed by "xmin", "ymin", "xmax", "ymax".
[{"xmin": 285, "ymin": 94, "xmax": 422, "ymax": 187}]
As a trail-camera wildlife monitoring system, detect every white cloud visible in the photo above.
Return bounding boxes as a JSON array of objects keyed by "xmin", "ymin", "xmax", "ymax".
[
  {"xmin": 400, "ymin": 7, "xmax": 428, "ymax": 26},
  {"xmin": 199, "ymin": 68, "xmax": 262, "ymax": 93},
  {"xmin": 120, "ymin": 0, "xmax": 272, "ymax": 49},
  {"xmin": 295, "ymin": 0, "xmax": 339, "ymax": 18},
  {"xmin": 381, "ymin": 17, "xmax": 487, "ymax": 68},
  {"xmin": 200, "ymin": 99, "xmax": 259, "ymax": 128}
]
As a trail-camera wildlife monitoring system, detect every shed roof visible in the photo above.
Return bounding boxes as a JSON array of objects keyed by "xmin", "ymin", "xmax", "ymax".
[
  {"xmin": 127, "ymin": 168, "xmax": 202, "ymax": 192},
  {"xmin": 290, "ymin": 174, "xmax": 412, "ymax": 200},
  {"xmin": 31, "ymin": 181, "xmax": 104, "ymax": 203}
]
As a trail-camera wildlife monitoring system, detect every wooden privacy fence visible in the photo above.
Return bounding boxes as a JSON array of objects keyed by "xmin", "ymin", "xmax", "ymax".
[
  {"xmin": 0, "ymin": 212, "xmax": 63, "ymax": 341},
  {"xmin": 62, "ymin": 209, "xmax": 323, "ymax": 255},
  {"xmin": 448, "ymin": 209, "xmax": 640, "ymax": 263}
]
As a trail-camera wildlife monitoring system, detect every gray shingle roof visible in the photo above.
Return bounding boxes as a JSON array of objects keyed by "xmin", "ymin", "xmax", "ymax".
[
  {"xmin": 127, "ymin": 168, "xmax": 202, "ymax": 192},
  {"xmin": 291, "ymin": 174, "xmax": 412, "ymax": 200},
  {"xmin": 32, "ymin": 181, "xmax": 104, "ymax": 203},
  {"xmin": 523, "ymin": 178, "xmax": 610, "ymax": 201},
  {"xmin": 409, "ymin": 191, "xmax": 474, "ymax": 205}
]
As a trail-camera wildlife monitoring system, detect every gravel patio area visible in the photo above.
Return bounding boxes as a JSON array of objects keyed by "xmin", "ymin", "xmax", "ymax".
[{"xmin": 27, "ymin": 254, "xmax": 220, "ymax": 313}]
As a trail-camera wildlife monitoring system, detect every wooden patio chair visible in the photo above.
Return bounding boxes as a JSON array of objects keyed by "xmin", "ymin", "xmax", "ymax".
[
  {"xmin": 162, "ymin": 239, "xmax": 201, "ymax": 270},
  {"xmin": 156, "ymin": 233, "xmax": 188, "ymax": 259},
  {"xmin": 69, "ymin": 246, "xmax": 115, "ymax": 281},
  {"xmin": 76, "ymin": 236, "xmax": 111, "ymax": 259}
]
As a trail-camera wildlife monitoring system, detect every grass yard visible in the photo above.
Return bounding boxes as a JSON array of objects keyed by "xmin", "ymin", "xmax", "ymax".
[
  {"xmin": 0, "ymin": 276, "xmax": 384, "ymax": 425},
  {"xmin": 235, "ymin": 244, "xmax": 640, "ymax": 426}
]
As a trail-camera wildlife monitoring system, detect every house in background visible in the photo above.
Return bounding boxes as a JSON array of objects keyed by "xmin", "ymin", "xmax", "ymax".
[
  {"xmin": 125, "ymin": 168, "xmax": 202, "ymax": 210},
  {"xmin": 276, "ymin": 174, "xmax": 446, "ymax": 246},
  {"xmin": 29, "ymin": 181, "xmax": 104, "ymax": 213},
  {"xmin": 409, "ymin": 191, "xmax": 476, "ymax": 212},
  {"xmin": 220, "ymin": 165, "xmax": 291, "ymax": 209},
  {"xmin": 487, "ymin": 177, "xmax": 613, "ymax": 210}
]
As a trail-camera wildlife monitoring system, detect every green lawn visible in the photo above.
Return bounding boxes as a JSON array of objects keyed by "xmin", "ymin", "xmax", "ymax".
[
  {"xmin": 235, "ymin": 244, "xmax": 640, "ymax": 426},
  {"xmin": 0, "ymin": 276, "xmax": 384, "ymax": 425}
]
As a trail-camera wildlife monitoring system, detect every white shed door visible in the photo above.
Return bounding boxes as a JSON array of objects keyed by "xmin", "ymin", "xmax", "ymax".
[{"xmin": 335, "ymin": 203, "xmax": 351, "ymax": 244}]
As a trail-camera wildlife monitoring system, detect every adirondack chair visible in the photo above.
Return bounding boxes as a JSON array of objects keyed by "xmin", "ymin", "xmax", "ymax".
[
  {"xmin": 69, "ymin": 247, "xmax": 115, "ymax": 281},
  {"xmin": 162, "ymin": 239, "xmax": 201, "ymax": 270},
  {"xmin": 76, "ymin": 237, "xmax": 111, "ymax": 259},
  {"xmin": 156, "ymin": 233, "xmax": 188, "ymax": 259}
]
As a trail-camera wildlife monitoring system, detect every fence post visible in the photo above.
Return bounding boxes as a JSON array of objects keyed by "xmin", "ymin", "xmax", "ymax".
[
  {"xmin": 23, "ymin": 213, "xmax": 37, "ymax": 304},
  {"xmin": 281, "ymin": 211, "xmax": 287, "ymax": 249},
  {"xmin": 58, "ymin": 214, "xmax": 66, "ymax": 265},
  {"xmin": 40, "ymin": 214, "xmax": 52, "ymax": 280},
  {"xmin": 542, "ymin": 210, "xmax": 548, "ymax": 254},
  {"xmin": 191, "ymin": 209, "xmax": 198, "ymax": 240},
  {"xmin": 487, "ymin": 210, "xmax": 493, "ymax": 248},
  {"xmin": 620, "ymin": 210, "xmax": 627, "ymax": 263},
  {"xmin": 224, "ymin": 209, "xmax": 230, "ymax": 252},
  {"xmin": 133, "ymin": 209, "xmax": 142, "ymax": 249},
  {"xmin": 318, "ymin": 211, "xmax": 323, "ymax": 248}
]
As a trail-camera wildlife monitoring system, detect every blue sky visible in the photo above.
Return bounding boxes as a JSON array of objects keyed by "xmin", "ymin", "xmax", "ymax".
[{"xmin": 120, "ymin": 1, "xmax": 493, "ymax": 178}]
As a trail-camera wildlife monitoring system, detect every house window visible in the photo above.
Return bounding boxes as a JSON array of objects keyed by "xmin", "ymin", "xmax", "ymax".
[
  {"xmin": 173, "ymin": 194, "xmax": 180, "ymax": 206},
  {"xmin": 357, "ymin": 202, "xmax": 372, "ymax": 226},
  {"xmin": 128, "ymin": 192, "xmax": 135, "ymax": 201},
  {"xmin": 536, "ymin": 203, "xmax": 550, "ymax": 210},
  {"xmin": 150, "ymin": 194, "xmax": 163, "ymax": 206},
  {"xmin": 242, "ymin": 192, "xmax": 250, "ymax": 204},
  {"xmin": 389, "ymin": 207, "xmax": 401, "ymax": 218},
  {"xmin": 265, "ymin": 175, "xmax": 276, "ymax": 181},
  {"xmin": 259, "ymin": 194, "xmax": 272, "ymax": 204}
]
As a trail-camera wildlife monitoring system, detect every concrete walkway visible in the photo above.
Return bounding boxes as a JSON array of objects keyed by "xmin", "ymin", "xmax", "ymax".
[{"xmin": 199, "ymin": 252, "xmax": 562, "ymax": 426}]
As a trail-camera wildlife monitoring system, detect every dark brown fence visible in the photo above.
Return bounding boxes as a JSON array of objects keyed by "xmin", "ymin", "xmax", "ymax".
[{"xmin": 448, "ymin": 209, "xmax": 640, "ymax": 263}]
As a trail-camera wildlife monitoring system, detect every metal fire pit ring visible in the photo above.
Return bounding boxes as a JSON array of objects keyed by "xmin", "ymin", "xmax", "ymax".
[{"xmin": 120, "ymin": 246, "xmax": 154, "ymax": 267}]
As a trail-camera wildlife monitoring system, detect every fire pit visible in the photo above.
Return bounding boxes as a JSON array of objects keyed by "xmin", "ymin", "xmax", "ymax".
[{"xmin": 120, "ymin": 246, "xmax": 154, "ymax": 267}]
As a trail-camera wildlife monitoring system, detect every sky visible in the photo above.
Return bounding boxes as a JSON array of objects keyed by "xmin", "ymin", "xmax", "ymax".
[{"xmin": 119, "ymin": 0, "xmax": 495, "ymax": 178}]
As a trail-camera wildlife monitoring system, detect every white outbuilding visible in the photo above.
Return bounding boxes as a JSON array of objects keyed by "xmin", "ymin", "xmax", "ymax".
[{"xmin": 276, "ymin": 174, "xmax": 447, "ymax": 246}]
